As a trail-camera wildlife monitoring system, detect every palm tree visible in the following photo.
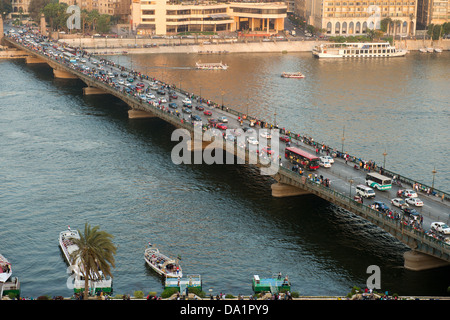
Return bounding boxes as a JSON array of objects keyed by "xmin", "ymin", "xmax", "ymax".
[{"xmin": 70, "ymin": 223, "xmax": 117, "ymax": 300}]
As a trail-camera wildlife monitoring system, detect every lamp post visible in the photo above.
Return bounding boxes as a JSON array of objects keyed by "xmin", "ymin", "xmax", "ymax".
[
  {"xmin": 341, "ymin": 125, "xmax": 345, "ymax": 154},
  {"xmin": 432, "ymin": 167, "xmax": 437, "ymax": 191},
  {"xmin": 349, "ymin": 179, "xmax": 354, "ymax": 198},
  {"xmin": 221, "ymin": 91, "xmax": 224, "ymax": 107},
  {"xmin": 383, "ymin": 149, "xmax": 387, "ymax": 169}
]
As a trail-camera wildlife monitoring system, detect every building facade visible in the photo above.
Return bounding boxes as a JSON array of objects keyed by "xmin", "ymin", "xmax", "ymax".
[
  {"xmin": 11, "ymin": 0, "xmax": 31, "ymax": 17},
  {"xmin": 296, "ymin": 0, "xmax": 418, "ymax": 36},
  {"xmin": 131, "ymin": 0, "xmax": 287, "ymax": 35},
  {"xmin": 417, "ymin": 0, "xmax": 449, "ymax": 28}
]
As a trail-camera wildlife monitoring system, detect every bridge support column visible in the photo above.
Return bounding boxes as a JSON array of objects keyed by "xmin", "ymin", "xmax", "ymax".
[
  {"xmin": 26, "ymin": 56, "xmax": 46, "ymax": 64},
  {"xmin": 128, "ymin": 109, "xmax": 156, "ymax": 119},
  {"xmin": 53, "ymin": 68, "xmax": 78, "ymax": 79},
  {"xmin": 271, "ymin": 182, "xmax": 311, "ymax": 197},
  {"xmin": 403, "ymin": 250, "xmax": 450, "ymax": 271},
  {"xmin": 83, "ymin": 86, "xmax": 107, "ymax": 95}
]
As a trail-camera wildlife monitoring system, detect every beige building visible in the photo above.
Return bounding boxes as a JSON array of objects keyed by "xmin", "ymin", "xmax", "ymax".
[
  {"xmin": 11, "ymin": 0, "xmax": 31, "ymax": 16},
  {"xmin": 417, "ymin": 0, "xmax": 450, "ymax": 27},
  {"xmin": 58, "ymin": 0, "xmax": 130, "ymax": 21},
  {"xmin": 131, "ymin": 0, "xmax": 287, "ymax": 35},
  {"xmin": 296, "ymin": 0, "xmax": 418, "ymax": 36}
]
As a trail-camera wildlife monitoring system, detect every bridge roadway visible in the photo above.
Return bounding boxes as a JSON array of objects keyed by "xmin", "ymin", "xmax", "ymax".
[{"xmin": 4, "ymin": 33, "xmax": 450, "ymax": 270}]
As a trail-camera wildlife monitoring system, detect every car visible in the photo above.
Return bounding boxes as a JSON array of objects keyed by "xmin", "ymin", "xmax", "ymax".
[
  {"xmin": 372, "ymin": 201, "xmax": 390, "ymax": 212},
  {"xmin": 182, "ymin": 107, "xmax": 192, "ymax": 114},
  {"xmin": 224, "ymin": 134, "xmax": 235, "ymax": 142},
  {"xmin": 158, "ymin": 97, "xmax": 167, "ymax": 103},
  {"xmin": 208, "ymin": 118, "xmax": 218, "ymax": 125},
  {"xmin": 322, "ymin": 155, "xmax": 334, "ymax": 164},
  {"xmin": 262, "ymin": 146, "xmax": 274, "ymax": 155},
  {"xmin": 157, "ymin": 89, "xmax": 165, "ymax": 95},
  {"xmin": 127, "ymin": 78, "xmax": 134, "ymax": 83},
  {"xmin": 182, "ymin": 98, "xmax": 191, "ymax": 105},
  {"xmin": 391, "ymin": 198, "xmax": 409, "ymax": 209},
  {"xmin": 260, "ymin": 131, "xmax": 272, "ymax": 139},
  {"xmin": 146, "ymin": 93, "xmax": 155, "ymax": 99},
  {"xmin": 136, "ymin": 82, "xmax": 145, "ymax": 88},
  {"xmin": 430, "ymin": 222, "xmax": 450, "ymax": 235},
  {"xmin": 118, "ymin": 79, "xmax": 124, "ymax": 85},
  {"xmin": 168, "ymin": 102, "xmax": 178, "ymax": 109},
  {"xmin": 218, "ymin": 116, "xmax": 228, "ymax": 123},
  {"xmin": 195, "ymin": 105, "xmax": 204, "ymax": 111},
  {"xmin": 403, "ymin": 189, "xmax": 418, "ymax": 198},
  {"xmin": 279, "ymin": 135, "xmax": 290, "ymax": 142},
  {"xmin": 191, "ymin": 115, "xmax": 202, "ymax": 122},
  {"xmin": 170, "ymin": 93, "xmax": 178, "ymax": 99},
  {"xmin": 204, "ymin": 110, "xmax": 212, "ymax": 116},
  {"xmin": 183, "ymin": 102, "xmax": 192, "ymax": 108},
  {"xmin": 319, "ymin": 158, "xmax": 331, "ymax": 168},
  {"xmin": 216, "ymin": 123, "xmax": 228, "ymax": 130},
  {"xmin": 247, "ymin": 137, "xmax": 259, "ymax": 145},
  {"xmin": 405, "ymin": 197, "xmax": 423, "ymax": 207},
  {"xmin": 403, "ymin": 207, "xmax": 420, "ymax": 220}
]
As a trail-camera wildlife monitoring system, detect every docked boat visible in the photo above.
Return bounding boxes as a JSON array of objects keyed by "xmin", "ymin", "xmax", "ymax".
[
  {"xmin": 165, "ymin": 274, "xmax": 202, "ymax": 292},
  {"xmin": 252, "ymin": 274, "xmax": 291, "ymax": 294},
  {"xmin": 419, "ymin": 48, "xmax": 428, "ymax": 53},
  {"xmin": 195, "ymin": 61, "xmax": 228, "ymax": 70},
  {"xmin": 434, "ymin": 47, "xmax": 443, "ymax": 53},
  {"xmin": 0, "ymin": 254, "xmax": 12, "ymax": 283},
  {"xmin": 312, "ymin": 42, "xmax": 407, "ymax": 58},
  {"xmin": 281, "ymin": 72, "xmax": 305, "ymax": 79},
  {"xmin": 0, "ymin": 254, "xmax": 19, "ymax": 299},
  {"xmin": 59, "ymin": 227, "xmax": 113, "ymax": 294},
  {"xmin": 427, "ymin": 47, "xmax": 434, "ymax": 53},
  {"xmin": 144, "ymin": 244, "xmax": 182, "ymax": 278}
]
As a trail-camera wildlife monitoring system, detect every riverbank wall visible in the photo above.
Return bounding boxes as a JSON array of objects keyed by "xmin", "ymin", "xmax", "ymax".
[{"xmin": 59, "ymin": 38, "xmax": 450, "ymax": 55}]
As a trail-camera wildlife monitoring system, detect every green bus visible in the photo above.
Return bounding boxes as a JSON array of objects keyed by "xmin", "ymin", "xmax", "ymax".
[{"xmin": 365, "ymin": 172, "xmax": 392, "ymax": 190}]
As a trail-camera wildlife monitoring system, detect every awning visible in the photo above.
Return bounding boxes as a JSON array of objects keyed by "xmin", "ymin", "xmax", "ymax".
[{"xmin": 208, "ymin": 14, "xmax": 230, "ymax": 19}]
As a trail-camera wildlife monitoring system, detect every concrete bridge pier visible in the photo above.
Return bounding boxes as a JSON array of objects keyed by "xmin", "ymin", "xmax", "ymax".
[
  {"xmin": 403, "ymin": 250, "xmax": 450, "ymax": 271},
  {"xmin": 53, "ymin": 68, "xmax": 78, "ymax": 79},
  {"xmin": 271, "ymin": 182, "xmax": 311, "ymax": 197},
  {"xmin": 26, "ymin": 56, "xmax": 46, "ymax": 64},
  {"xmin": 128, "ymin": 109, "xmax": 157, "ymax": 119},
  {"xmin": 83, "ymin": 86, "xmax": 107, "ymax": 95}
]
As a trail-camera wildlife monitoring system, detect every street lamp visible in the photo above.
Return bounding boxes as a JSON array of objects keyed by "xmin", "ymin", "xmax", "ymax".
[
  {"xmin": 221, "ymin": 91, "xmax": 224, "ymax": 107},
  {"xmin": 432, "ymin": 167, "xmax": 437, "ymax": 191},
  {"xmin": 383, "ymin": 149, "xmax": 387, "ymax": 169},
  {"xmin": 341, "ymin": 125, "xmax": 345, "ymax": 153},
  {"xmin": 349, "ymin": 179, "xmax": 354, "ymax": 198}
]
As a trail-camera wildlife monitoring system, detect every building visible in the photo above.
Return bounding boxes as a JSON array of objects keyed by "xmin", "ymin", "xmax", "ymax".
[
  {"xmin": 11, "ymin": 0, "xmax": 31, "ymax": 17},
  {"xmin": 58, "ymin": 0, "xmax": 131, "ymax": 21},
  {"xmin": 417, "ymin": 0, "xmax": 450, "ymax": 28},
  {"xmin": 130, "ymin": 0, "xmax": 287, "ymax": 35},
  {"xmin": 296, "ymin": 0, "xmax": 418, "ymax": 36}
]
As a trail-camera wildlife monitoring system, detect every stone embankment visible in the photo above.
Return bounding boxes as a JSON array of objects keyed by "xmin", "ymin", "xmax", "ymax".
[{"xmin": 59, "ymin": 37, "xmax": 450, "ymax": 55}]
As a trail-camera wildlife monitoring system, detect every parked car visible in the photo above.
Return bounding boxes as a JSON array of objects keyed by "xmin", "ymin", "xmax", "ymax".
[
  {"xmin": 431, "ymin": 222, "xmax": 450, "ymax": 235},
  {"xmin": 405, "ymin": 197, "xmax": 423, "ymax": 207},
  {"xmin": 391, "ymin": 198, "xmax": 408, "ymax": 209}
]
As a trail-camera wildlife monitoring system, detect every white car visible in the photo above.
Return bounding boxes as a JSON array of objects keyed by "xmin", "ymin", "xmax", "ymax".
[
  {"xmin": 405, "ymin": 197, "xmax": 423, "ymax": 207},
  {"xmin": 431, "ymin": 222, "xmax": 450, "ymax": 235},
  {"xmin": 391, "ymin": 198, "xmax": 408, "ymax": 209},
  {"xmin": 259, "ymin": 131, "xmax": 272, "ymax": 139},
  {"xmin": 247, "ymin": 137, "xmax": 259, "ymax": 145},
  {"xmin": 158, "ymin": 97, "xmax": 167, "ymax": 103},
  {"xmin": 319, "ymin": 158, "xmax": 331, "ymax": 168},
  {"xmin": 182, "ymin": 98, "xmax": 191, "ymax": 105},
  {"xmin": 322, "ymin": 155, "xmax": 334, "ymax": 164},
  {"xmin": 403, "ymin": 189, "xmax": 418, "ymax": 198},
  {"xmin": 218, "ymin": 116, "xmax": 228, "ymax": 123},
  {"xmin": 146, "ymin": 93, "xmax": 155, "ymax": 99}
]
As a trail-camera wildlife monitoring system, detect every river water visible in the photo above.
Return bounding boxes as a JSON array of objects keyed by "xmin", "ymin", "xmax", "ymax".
[{"xmin": 0, "ymin": 51, "xmax": 449, "ymax": 298}]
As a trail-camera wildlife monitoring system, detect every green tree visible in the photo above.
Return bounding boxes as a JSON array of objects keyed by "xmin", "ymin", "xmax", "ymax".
[
  {"xmin": 70, "ymin": 223, "xmax": 117, "ymax": 300},
  {"xmin": 28, "ymin": 0, "xmax": 52, "ymax": 22},
  {"xmin": 0, "ymin": 0, "xmax": 12, "ymax": 18},
  {"xmin": 96, "ymin": 14, "xmax": 111, "ymax": 33}
]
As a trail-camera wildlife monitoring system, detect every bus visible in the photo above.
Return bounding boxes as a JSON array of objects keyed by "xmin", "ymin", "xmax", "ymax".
[
  {"xmin": 63, "ymin": 52, "xmax": 77, "ymax": 63},
  {"xmin": 365, "ymin": 172, "xmax": 392, "ymax": 190},
  {"xmin": 285, "ymin": 147, "xmax": 319, "ymax": 170}
]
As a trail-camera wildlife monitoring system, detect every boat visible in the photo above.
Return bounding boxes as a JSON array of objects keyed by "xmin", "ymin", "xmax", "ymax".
[
  {"xmin": 195, "ymin": 61, "xmax": 228, "ymax": 70},
  {"xmin": 434, "ymin": 47, "xmax": 443, "ymax": 53},
  {"xmin": 144, "ymin": 243, "xmax": 182, "ymax": 278},
  {"xmin": 165, "ymin": 274, "xmax": 202, "ymax": 292},
  {"xmin": 0, "ymin": 254, "xmax": 19, "ymax": 299},
  {"xmin": 419, "ymin": 48, "xmax": 428, "ymax": 53},
  {"xmin": 59, "ymin": 226, "xmax": 113, "ymax": 294},
  {"xmin": 281, "ymin": 72, "xmax": 305, "ymax": 79},
  {"xmin": 312, "ymin": 42, "xmax": 407, "ymax": 58},
  {"xmin": 252, "ymin": 274, "xmax": 291, "ymax": 294},
  {"xmin": 427, "ymin": 47, "xmax": 434, "ymax": 53}
]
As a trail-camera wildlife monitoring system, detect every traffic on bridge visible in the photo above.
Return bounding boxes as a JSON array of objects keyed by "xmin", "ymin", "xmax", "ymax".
[{"xmin": 5, "ymin": 26, "xmax": 450, "ymax": 268}]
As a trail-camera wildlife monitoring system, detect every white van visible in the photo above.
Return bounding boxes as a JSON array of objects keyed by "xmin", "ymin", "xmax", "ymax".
[{"xmin": 356, "ymin": 184, "xmax": 376, "ymax": 199}]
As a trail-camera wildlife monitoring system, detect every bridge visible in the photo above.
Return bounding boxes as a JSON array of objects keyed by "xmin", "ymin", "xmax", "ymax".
[{"xmin": 3, "ymin": 32, "xmax": 450, "ymax": 271}]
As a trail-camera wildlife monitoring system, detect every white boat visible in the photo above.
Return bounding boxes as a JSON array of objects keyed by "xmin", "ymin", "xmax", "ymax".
[
  {"xmin": 281, "ymin": 72, "xmax": 305, "ymax": 79},
  {"xmin": 312, "ymin": 42, "xmax": 407, "ymax": 58},
  {"xmin": 427, "ymin": 47, "xmax": 434, "ymax": 53},
  {"xmin": 0, "ymin": 254, "xmax": 12, "ymax": 283},
  {"xmin": 434, "ymin": 48, "xmax": 443, "ymax": 53},
  {"xmin": 419, "ymin": 48, "xmax": 428, "ymax": 53},
  {"xmin": 195, "ymin": 61, "xmax": 228, "ymax": 70},
  {"xmin": 144, "ymin": 244, "xmax": 182, "ymax": 278},
  {"xmin": 59, "ymin": 226, "xmax": 113, "ymax": 294}
]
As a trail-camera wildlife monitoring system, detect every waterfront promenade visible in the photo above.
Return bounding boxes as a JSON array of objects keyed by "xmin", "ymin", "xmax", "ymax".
[{"xmin": 3, "ymin": 31, "xmax": 450, "ymax": 271}]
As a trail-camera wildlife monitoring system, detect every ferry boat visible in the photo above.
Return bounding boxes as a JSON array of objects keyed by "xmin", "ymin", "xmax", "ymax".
[
  {"xmin": 281, "ymin": 72, "xmax": 305, "ymax": 79},
  {"xmin": 144, "ymin": 243, "xmax": 182, "ymax": 278},
  {"xmin": 59, "ymin": 227, "xmax": 113, "ymax": 294},
  {"xmin": 0, "ymin": 254, "xmax": 20, "ymax": 299},
  {"xmin": 252, "ymin": 274, "xmax": 291, "ymax": 293},
  {"xmin": 165, "ymin": 274, "xmax": 202, "ymax": 292},
  {"xmin": 0, "ymin": 254, "xmax": 12, "ymax": 283},
  {"xmin": 312, "ymin": 42, "xmax": 407, "ymax": 58},
  {"xmin": 195, "ymin": 61, "xmax": 228, "ymax": 70}
]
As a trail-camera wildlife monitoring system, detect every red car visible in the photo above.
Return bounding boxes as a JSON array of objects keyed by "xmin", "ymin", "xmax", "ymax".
[
  {"xmin": 216, "ymin": 123, "xmax": 227, "ymax": 130},
  {"xmin": 280, "ymin": 135, "xmax": 290, "ymax": 142},
  {"xmin": 204, "ymin": 110, "xmax": 212, "ymax": 116},
  {"xmin": 262, "ymin": 146, "xmax": 274, "ymax": 155}
]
